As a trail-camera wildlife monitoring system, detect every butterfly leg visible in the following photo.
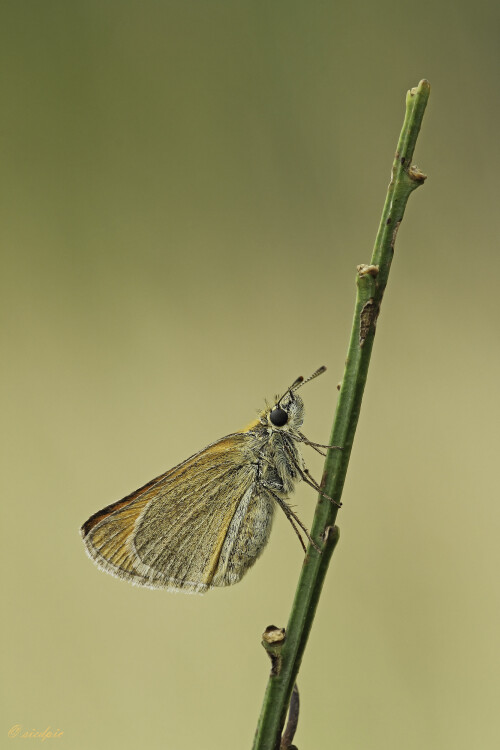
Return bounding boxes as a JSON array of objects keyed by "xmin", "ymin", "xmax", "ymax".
[
  {"xmin": 260, "ymin": 483, "xmax": 321, "ymax": 554},
  {"xmin": 302, "ymin": 468, "xmax": 342, "ymax": 508},
  {"xmin": 283, "ymin": 446, "xmax": 342, "ymax": 508},
  {"xmin": 297, "ymin": 431, "xmax": 343, "ymax": 454}
]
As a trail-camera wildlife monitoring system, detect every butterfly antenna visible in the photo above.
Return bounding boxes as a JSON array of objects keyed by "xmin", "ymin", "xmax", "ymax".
[
  {"xmin": 277, "ymin": 366, "xmax": 327, "ymax": 406},
  {"xmin": 291, "ymin": 365, "xmax": 327, "ymax": 391}
]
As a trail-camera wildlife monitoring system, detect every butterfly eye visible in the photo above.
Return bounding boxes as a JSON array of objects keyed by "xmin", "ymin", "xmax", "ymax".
[{"xmin": 269, "ymin": 407, "xmax": 288, "ymax": 427}]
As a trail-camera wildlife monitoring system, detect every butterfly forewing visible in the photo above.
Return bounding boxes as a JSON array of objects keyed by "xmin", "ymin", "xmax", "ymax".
[{"xmin": 81, "ymin": 433, "xmax": 262, "ymax": 592}]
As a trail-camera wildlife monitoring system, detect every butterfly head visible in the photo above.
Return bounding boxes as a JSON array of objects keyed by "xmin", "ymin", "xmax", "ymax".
[
  {"xmin": 265, "ymin": 366, "xmax": 327, "ymax": 434},
  {"xmin": 267, "ymin": 390, "xmax": 305, "ymax": 432}
]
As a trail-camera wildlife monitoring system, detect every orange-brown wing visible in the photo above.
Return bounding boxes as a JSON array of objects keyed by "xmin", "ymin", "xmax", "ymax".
[{"xmin": 80, "ymin": 433, "xmax": 258, "ymax": 593}]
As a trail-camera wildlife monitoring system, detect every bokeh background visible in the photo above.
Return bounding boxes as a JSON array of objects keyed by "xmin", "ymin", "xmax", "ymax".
[{"xmin": 2, "ymin": 2, "xmax": 499, "ymax": 749}]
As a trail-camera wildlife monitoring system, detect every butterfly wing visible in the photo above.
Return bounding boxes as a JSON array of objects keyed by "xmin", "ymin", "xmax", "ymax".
[{"xmin": 81, "ymin": 432, "xmax": 261, "ymax": 593}]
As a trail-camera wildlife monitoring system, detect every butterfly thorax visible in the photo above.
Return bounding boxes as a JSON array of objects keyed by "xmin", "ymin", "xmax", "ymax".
[{"xmin": 243, "ymin": 390, "xmax": 306, "ymax": 496}]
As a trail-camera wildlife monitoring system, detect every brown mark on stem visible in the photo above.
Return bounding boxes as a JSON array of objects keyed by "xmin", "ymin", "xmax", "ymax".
[
  {"xmin": 359, "ymin": 298, "xmax": 380, "ymax": 346},
  {"xmin": 391, "ymin": 220, "xmax": 402, "ymax": 250}
]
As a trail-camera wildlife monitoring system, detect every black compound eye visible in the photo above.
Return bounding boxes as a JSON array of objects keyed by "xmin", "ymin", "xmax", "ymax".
[{"xmin": 269, "ymin": 407, "xmax": 288, "ymax": 427}]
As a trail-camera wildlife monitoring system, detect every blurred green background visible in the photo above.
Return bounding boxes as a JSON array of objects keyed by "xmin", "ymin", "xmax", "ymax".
[{"xmin": 2, "ymin": 1, "xmax": 499, "ymax": 749}]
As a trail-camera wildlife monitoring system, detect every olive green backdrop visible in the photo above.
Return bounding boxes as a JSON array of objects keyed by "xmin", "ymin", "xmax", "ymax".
[{"xmin": 2, "ymin": 2, "xmax": 499, "ymax": 749}]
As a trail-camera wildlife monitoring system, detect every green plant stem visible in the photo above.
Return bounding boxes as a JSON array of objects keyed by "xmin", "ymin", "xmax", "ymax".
[{"xmin": 252, "ymin": 79, "xmax": 430, "ymax": 750}]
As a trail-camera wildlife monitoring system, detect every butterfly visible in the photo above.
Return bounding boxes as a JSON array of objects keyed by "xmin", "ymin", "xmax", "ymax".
[{"xmin": 81, "ymin": 366, "xmax": 339, "ymax": 593}]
